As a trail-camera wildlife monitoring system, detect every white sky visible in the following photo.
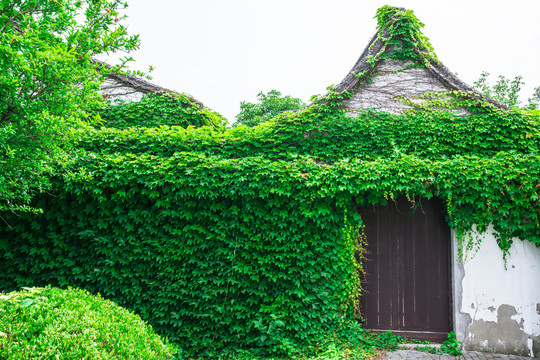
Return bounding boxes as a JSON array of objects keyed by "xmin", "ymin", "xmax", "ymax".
[{"xmin": 111, "ymin": 0, "xmax": 540, "ymax": 122}]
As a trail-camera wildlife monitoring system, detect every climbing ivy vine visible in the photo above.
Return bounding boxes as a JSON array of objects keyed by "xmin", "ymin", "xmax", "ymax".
[
  {"xmin": 375, "ymin": 5, "xmax": 438, "ymax": 64},
  {"xmin": 351, "ymin": 5, "xmax": 438, "ymax": 82}
]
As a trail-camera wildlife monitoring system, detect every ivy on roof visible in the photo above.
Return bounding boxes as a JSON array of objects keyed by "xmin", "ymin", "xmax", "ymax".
[
  {"xmin": 98, "ymin": 92, "xmax": 227, "ymax": 129},
  {"xmin": 375, "ymin": 5, "xmax": 438, "ymax": 64}
]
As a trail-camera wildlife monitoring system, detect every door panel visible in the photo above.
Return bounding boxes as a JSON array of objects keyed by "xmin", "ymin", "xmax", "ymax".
[{"xmin": 359, "ymin": 196, "xmax": 451, "ymax": 341}]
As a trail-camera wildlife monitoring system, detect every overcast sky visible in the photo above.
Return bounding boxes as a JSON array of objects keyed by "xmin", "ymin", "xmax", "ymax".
[{"xmin": 111, "ymin": 0, "xmax": 540, "ymax": 122}]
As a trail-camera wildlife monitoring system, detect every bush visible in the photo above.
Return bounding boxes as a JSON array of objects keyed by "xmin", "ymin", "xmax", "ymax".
[{"xmin": 0, "ymin": 286, "xmax": 178, "ymax": 359}]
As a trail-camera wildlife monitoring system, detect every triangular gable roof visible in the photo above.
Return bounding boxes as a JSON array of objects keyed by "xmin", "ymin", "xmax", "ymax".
[
  {"xmin": 95, "ymin": 60, "xmax": 203, "ymax": 106},
  {"xmin": 334, "ymin": 6, "xmax": 506, "ymax": 114},
  {"xmin": 105, "ymin": 69, "xmax": 177, "ymax": 95}
]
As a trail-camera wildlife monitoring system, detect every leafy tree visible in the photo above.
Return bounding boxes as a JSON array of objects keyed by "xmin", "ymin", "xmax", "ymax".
[
  {"xmin": 0, "ymin": 0, "xmax": 140, "ymax": 213},
  {"xmin": 473, "ymin": 71, "xmax": 540, "ymax": 110},
  {"xmin": 234, "ymin": 89, "xmax": 305, "ymax": 127}
]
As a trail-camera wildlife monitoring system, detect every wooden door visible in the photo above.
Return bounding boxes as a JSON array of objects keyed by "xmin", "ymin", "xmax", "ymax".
[{"xmin": 359, "ymin": 196, "xmax": 452, "ymax": 342}]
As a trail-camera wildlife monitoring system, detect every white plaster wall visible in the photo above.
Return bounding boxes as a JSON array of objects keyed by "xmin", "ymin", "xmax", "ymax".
[{"xmin": 452, "ymin": 225, "xmax": 540, "ymax": 357}]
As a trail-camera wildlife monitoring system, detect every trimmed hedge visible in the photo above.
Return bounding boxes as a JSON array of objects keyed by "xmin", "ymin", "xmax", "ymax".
[{"xmin": 0, "ymin": 286, "xmax": 178, "ymax": 359}]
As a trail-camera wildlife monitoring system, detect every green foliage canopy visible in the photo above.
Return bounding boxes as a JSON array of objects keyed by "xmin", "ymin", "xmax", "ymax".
[
  {"xmin": 234, "ymin": 90, "xmax": 305, "ymax": 127},
  {"xmin": 0, "ymin": 0, "xmax": 140, "ymax": 213}
]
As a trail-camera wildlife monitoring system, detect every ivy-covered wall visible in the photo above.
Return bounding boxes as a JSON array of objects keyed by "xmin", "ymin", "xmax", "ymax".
[
  {"xmin": 72, "ymin": 93, "xmax": 539, "ymax": 254},
  {"xmin": 2, "ymin": 90, "xmax": 538, "ymax": 356},
  {"xmin": 0, "ymin": 156, "xmax": 361, "ymax": 356}
]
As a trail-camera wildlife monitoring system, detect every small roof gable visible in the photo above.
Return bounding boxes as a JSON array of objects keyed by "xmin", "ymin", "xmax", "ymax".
[
  {"xmin": 334, "ymin": 6, "xmax": 506, "ymax": 114},
  {"xmin": 95, "ymin": 60, "xmax": 203, "ymax": 106},
  {"xmin": 105, "ymin": 67, "xmax": 177, "ymax": 95}
]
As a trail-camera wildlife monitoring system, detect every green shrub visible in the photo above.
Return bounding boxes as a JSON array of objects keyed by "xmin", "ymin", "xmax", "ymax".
[{"xmin": 0, "ymin": 286, "xmax": 178, "ymax": 359}]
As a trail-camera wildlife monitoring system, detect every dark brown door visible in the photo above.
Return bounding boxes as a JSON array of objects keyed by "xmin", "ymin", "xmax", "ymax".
[{"xmin": 359, "ymin": 196, "xmax": 452, "ymax": 342}]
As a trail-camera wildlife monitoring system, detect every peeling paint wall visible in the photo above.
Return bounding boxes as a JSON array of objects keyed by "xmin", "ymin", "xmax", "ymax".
[{"xmin": 452, "ymin": 225, "xmax": 540, "ymax": 357}]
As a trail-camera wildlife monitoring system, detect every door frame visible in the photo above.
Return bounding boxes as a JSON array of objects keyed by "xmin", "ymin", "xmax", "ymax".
[{"xmin": 358, "ymin": 196, "xmax": 454, "ymax": 343}]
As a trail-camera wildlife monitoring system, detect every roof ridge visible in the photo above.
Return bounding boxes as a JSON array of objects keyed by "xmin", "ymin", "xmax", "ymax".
[{"xmin": 333, "ymin": 6, "xmax": 507, "ymax": 111}]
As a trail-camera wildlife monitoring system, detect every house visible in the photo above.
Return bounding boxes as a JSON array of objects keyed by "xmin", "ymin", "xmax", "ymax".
[
  {"xmin": 2, "ymin": 6, "xmax": 535, "ymax": 357},
  {"xmin": 333, "ymin": 6, "xmax": 539, "ymax": 357}
]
